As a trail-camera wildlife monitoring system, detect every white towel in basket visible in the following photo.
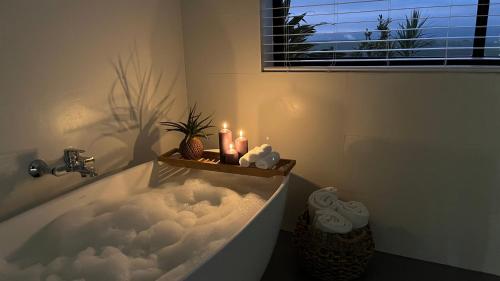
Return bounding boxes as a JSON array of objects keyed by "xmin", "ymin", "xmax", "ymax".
[
  {"xmin": 336, "ymin": 201, "xmax": 370, "ymax": 229},
  {"xmin": 313, "ymin": 209, "xmax": 352, "ymax": 234},
  {"xmin": 307, "ymin": 187, "xmax": 340, "ymax": 217}
]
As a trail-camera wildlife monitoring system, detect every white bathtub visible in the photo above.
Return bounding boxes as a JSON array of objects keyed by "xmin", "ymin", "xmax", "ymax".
[{"xmin": 0, "ymin": 160, "xmax": 289, "ymax": 281}]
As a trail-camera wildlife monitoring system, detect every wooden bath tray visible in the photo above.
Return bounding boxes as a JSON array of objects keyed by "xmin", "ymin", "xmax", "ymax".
[{"xmin": 158, "ymin": 148, "xmax": 296, "ymax": 178}]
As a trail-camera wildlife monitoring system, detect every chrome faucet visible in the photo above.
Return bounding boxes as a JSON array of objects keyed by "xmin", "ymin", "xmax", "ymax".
[{"xmin": 28, "ymin": 148, "xmax": 97, "ymax": 178}]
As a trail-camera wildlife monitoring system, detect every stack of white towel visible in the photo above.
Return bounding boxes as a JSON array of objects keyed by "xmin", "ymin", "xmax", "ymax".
[
  {"xmin": 239, "ymin": 144, "xmax": 280, "ymax": 170},
  {"xmin": 308, "ymin": 187, "xmax": 370, "ymax": 234}
]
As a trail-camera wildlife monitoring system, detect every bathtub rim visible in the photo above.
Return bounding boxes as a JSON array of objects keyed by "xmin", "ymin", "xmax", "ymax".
[
  {"xmin": 0, "ymin": 161, "xmax": 152, "ymax": 226},
  {"xmin": 173, "ymin": 173, "xmax": 290, "ymax": 281},
  {"xmin": 0, "ymin": 162, "xmax": 137, "ymax": 223}
]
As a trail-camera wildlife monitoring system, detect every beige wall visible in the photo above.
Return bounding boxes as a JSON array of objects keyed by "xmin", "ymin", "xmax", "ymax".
[
  {"xmin": 181, "ymin": 0, "xmax": 500, "ymax": 276},
  {"xmin": 0, "ymin": 0, "xmax": 188, "ymax": 220}
]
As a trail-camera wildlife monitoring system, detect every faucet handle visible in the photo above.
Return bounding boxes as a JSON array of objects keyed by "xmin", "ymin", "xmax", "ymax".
[
  {"xmin": 83, "ymin": 156, "xmax": 94, "ymax": 164},
  {"xmin": 63, "ymin": 148, "xmax": 86, "ymax": 167},
  {"xmin": 81, "ymin": 156, "xmax": 97, "ymax": 177}
]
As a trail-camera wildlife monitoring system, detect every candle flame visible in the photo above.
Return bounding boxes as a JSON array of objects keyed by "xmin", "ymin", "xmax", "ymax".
[
  {"xmin": 229, "ymin": 143, "xmax": 234, "ymax": 149},
  {"xmin": 223, "ymin": 122, "xmax": 227, "ymax": 129},
  {"xmin": 239, "ymin": 130, "xmax": 243, "ymax": 137}
]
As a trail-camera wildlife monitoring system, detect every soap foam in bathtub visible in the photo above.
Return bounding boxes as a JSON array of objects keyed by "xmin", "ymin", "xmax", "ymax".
[{"xmin": 0, "ymin": 179, "xmax": 265, "ymax": 281}]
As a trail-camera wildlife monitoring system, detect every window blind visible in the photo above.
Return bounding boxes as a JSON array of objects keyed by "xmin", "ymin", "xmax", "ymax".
[{"xmin": 261, "ymin": 0, "xmax": 500, "ymax": 70}]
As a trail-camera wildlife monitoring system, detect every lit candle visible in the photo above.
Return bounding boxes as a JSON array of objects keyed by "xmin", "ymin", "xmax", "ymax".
[
  {"xmin": 234, "ymin": 130, "xmax": 248, "ymax": 158},
  {"xmin": 218, "ymin": 122, "xmax": 233, "ymax": 163},
  {"xmin": 224, "ymin": 143, "xmax": 239, "ymax": 165}
]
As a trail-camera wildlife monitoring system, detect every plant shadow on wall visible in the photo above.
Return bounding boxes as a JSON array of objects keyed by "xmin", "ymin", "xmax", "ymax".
[{"xmin": 92, "ymin": 46, "xmax": 181, "ymax": 167}]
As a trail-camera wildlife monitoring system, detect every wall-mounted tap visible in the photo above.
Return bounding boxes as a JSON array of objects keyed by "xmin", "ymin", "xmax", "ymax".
[{"xmin": 28, "ymin": 148, "xmax": 97, "ymax": 178}]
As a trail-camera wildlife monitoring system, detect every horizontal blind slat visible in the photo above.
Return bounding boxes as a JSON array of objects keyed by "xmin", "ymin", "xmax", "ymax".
[
  {"xmin": 262, "ymin": 15, "xmax": 498, "ymax": 29},
  {"xmin": 262, "ymin": 24, "xmax": 500, "ymax": 37},
  {"xmin": 263, "ymin": 3, "xmax": 496, "ymax": 19},
  {"xmin": 261, "ymin": 35, "xmax": 500, "ymax": 47},
  {"xmin": 264, "ymin": 57, "xmax": 500, "ymax": 63},
  {"xmin": 263, "ymin": 1, "xmax": 496, "ymax": 11},
  {"xmin": 264, "ymin": 46, "xmax": 500, "ymax": 55},
  {"xmin": 262, "ymin": 0, "xmax": 387, "ymax": 10},
  {"xmin": 264, "ymin": 14, "xmax": 497, "ymax": 26}
]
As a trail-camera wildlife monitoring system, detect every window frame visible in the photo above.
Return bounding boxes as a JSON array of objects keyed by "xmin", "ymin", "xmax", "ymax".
[{"xmin": 260, "ymin": 0, "xmax": 500, "ymax": 72}]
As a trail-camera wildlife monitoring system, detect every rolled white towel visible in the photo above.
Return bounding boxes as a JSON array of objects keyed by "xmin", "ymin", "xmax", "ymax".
[
  {"xmin": 260, "ymin": 144, "xmax": 272, "ymax": 153},
  {"xmin": 313, "ymin": 209, "xmax": 352, "ymax": 234},
  {"xmin": 336, "ymin": 201, "xmax": 370, "ymax": 229},
  {"xmin": 239, "ymin": 156, "xmax": 250, "ymax": 167},
  {"xmin": 239, "ymin": 146, "xmax": 261, "ymax": 167},
  {"xmin": 248, "ymin": 144, "xmax": 272, "ymax": 162},
  {"xmin": 255, "ymin": 152, "xmax": 280, "ymax": 169},
  {"xmin": 307, "ymin": 187, "xmax": 340, "ymax": 217},
  {"xmin": 239, "ymin": 144, "xmax": 273, "ymax": 166},
  {"xmin": 322, "ymin": 186, "xmax": 339, "ymax": 195}
]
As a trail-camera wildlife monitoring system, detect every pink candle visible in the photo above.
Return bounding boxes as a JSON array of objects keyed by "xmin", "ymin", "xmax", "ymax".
[
  {"xmin": 218, "ymin": 122, "xmax": 232, "ymax": 163},
  {"xmin": 234, "ymin": 130, "xmax": 248, "ymax": 158},
  {"xmin": 224, "ymin": 143, "xmax": 239, "ymax": 165}
]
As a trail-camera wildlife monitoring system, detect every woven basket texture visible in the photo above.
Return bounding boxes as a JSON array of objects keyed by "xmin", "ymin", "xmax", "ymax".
[{"xmin": 293, "ymin": 210, "xmax": 375, "ymax": 281}]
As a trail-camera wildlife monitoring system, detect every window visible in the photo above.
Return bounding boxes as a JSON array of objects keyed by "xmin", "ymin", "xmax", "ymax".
[{"xmin": 261, "ymin": 0, "xmax": 500, "ymax": 70}]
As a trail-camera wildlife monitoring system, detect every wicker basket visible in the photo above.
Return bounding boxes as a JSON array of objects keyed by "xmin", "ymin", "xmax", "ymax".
[{"xmin": 292, "ymin": 210, "xmax": 375, "ymax": 281}]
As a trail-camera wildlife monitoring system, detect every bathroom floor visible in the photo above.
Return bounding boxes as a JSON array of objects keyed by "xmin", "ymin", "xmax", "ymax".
[{"xmin": 261, "ymin": 231, "xmax": 500, "ymax": 281}]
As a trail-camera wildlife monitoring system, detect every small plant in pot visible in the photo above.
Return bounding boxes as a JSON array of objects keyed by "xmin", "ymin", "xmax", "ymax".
[{"xmin": 160, "ymin": 104, "xmax": 214, "ymax": 160}]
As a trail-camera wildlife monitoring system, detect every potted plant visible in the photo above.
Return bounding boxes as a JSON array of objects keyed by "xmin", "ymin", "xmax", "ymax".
[{"xmin": 160, "ymin": 104, "xmax": 214, "ymax": 160}]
